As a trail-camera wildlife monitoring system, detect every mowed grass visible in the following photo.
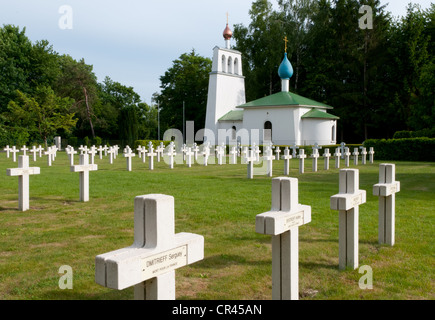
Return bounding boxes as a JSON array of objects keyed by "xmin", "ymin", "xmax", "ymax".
[{"xmin": 0, "ymin": 151, "xmax": 433, "ymax": 300}]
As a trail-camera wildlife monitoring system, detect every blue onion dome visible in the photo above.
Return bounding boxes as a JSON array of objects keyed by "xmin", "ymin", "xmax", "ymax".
[{"xmin": 278, "ymin": 53, "xmax": 294, "ymax": 80}]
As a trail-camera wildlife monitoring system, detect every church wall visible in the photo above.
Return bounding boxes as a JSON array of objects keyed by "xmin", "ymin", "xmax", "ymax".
[{"xmin": 301, "ymin": 119, "xmax": 337, "ymax": 146}]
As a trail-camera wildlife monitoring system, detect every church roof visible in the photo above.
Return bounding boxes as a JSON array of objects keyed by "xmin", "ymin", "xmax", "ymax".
[
  {"xmin": 236, "ymin": 91, "xmax": 333, "ymax": 110},
  {"xmin": 302, "ymin": 108, "xmax": 340, "ymax": 120},
  {"xmin": 218, "ymin": 110, "xmax": 244, "ymax": 121}
]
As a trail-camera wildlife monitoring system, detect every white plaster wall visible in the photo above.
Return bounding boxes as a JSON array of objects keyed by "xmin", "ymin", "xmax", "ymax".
[{"xmin": 301, "ymin": 119, "xmax": 337, "ymax": 146}]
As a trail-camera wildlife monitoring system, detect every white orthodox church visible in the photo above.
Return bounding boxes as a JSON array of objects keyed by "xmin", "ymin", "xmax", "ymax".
[{"xmin": 204, "ymin": 22, "xmax": 339, "ymax": 146}]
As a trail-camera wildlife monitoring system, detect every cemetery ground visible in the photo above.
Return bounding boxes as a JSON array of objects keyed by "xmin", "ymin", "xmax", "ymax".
[{"xmin": 0, "ymin": 152, "xmax": 433, "ymax": 300}]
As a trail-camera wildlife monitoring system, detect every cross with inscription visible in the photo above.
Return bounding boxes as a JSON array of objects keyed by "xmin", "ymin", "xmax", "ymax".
[
  {"xmin": 6, "ymin": 155, "xmax": 40, "ymax": 211},
  {"xmin": 359, "ymin": 147, "xmax": 367, "ymax": 165},
  {"xmin": 369, "ymin": 147, "xmax": 375, "ymax": 164},
  {"xmin": 323, "ymin": 148, "xmax": 331, "ymax": 170},
  {"xmin": 330, "ymin": 169, "xmax": 366, "ymax": 270},
  {"xmin": 297, "ymin": 149, "xmax": 307, "ymax": 174},
  {"xmin": 256, "ymin": 177, "xmax": 311, "ymax": 300},
  {"xmin": 343, "ymin": 147, "xmax": 351, "ymax": 168},
  {"xmin": 334, "ymin": 147, "xmax": 341, "ymax": 169},
  {"xmin": 71, "ymin": 153, "xmax": 98, "ymax": 202},
  {"xmin": 311, "ymin": 144, "xmax": 322, "ymax": 172},
  {"xmin": 373, "ymin": 164, "xmax": 400, "ymax": 246},
  {"xmin": 340, "ymin": 142, "xmax": 346, "ymax": 160},
  {"xmin": 352, "ymin": 148, "xmax": 359, "ymax": 166},
  {"xmin": 95, "ymin": 194, "xmax": 204, "ymax": 300}
]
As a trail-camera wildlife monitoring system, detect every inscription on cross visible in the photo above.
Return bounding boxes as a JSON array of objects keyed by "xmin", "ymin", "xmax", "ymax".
[
  {"xmin": 95, "ymin": 194, "xmax": 204, "ymax": 300},
  {"xmin": 373, "ymin": 164, "xmax": 400, "ymax": 246},
  {"xmin": 330, "ymin": 169, "xmax": 366, "ymax": 270},
  {"xmin": 256, "ymin": 177, "xmax": 311, "ymax": 300}
]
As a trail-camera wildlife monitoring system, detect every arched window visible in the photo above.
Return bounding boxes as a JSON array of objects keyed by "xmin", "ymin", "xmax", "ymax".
[
  {"xmin": 234, "ymin": 58, "xmax": 239, "ymax": 75},
  {"xmin": 222, "ymin": 55, "xmax": 227, "ymax": 73},
  {"xmin": 332, "ymin": 124, "xmax": 336, "ymax": 143},
  {"xmin": 227, "ymin": 56, "xmax": 233, "ymax": 74},
  {"xmin": 232, "ymin": 126, "xmax": 237, "ymax": 141},
  {"xmin": 264, "ymin": 121, "xmax": 272, "ymax": 142}
]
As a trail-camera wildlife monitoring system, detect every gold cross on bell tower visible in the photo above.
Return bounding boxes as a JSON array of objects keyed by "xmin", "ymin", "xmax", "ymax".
[{"xmin": 284, "ymin": 36, "xmax": 289, "ymax": 53}]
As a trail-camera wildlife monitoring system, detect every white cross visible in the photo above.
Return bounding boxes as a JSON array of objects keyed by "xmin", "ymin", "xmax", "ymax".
[
  {"xmin": 165, "ymin": 144, "xmax": 177, "ymax": 169},
  {"xmin": 343, "ymin": 147, "xmax": 351, "ymax": 168},
  {"xmin": 281, "ymin": 147, "xmax": 292, "ymax": 175},
  {"xmin": 359, "ymin": 147, "xmax": 367, "ymax": 165},
  {"xmin": 66, "ymin": 147, "xmax": 78, "ymax": 166},
  {"xmin": 88, "ymin": 146, "xmax": 97, "ymax": 165},
  {"xmin": 297, "ymin": 149, "xmax": 307, "ymax": 174},
  {"xmin": 254, "ymin": 146, "xmax": 262, "ymax": 163},
  {"xmin": 263, "ymin": 147, "xmax": 276, "ymax": 177},
  {"xmin": 44, "ymin": 147, "xmax": 56, "ymax": 166},
  {"xmin": 241, "ymin": 147, "xmax": 248, "ymax": 164},
  {"xmin": 79, "ymin": 145, "xmax": 89, "ymax": 155},
  {"xmin": 37, "ymin": 145, "xmax": 44, "ymax": 158},
  {"xmin": 185, "ymin": 147, "xmax": 194, "ymax": 168},
  {"xmin": 156, "ymin": 143, "xmax": 165, "ymax": 162},
  {"xmin": 139, "ymin": 146, "xmax": 147, "ymax": 163},
  {"xmin": 369, "ymin": 147, "xmax": 375, "ymax": 164},
  {"xmin": 3, "ymin": 145, "xmax": 12, "ymax": 158},
  {"xmin": 334, "ymin": 147, "xmax": 342, "ymax": 169},
  {"xmin": 29, "ymin": 146, "xmax": 38, "ymax": 162},
  {"xmin": 147, "ymin": 145, "xmax": 157, "ymax": 170},
  {"xmin": 6, "ymin": 155, "xmax": 40, "ymax": 211},
  {"xmin": 97, "ymin": 145, "xmax": 105, "ymax": 160},
  {"xmin": 216, "ymin": 145, "xmax": 225, "ymax": 165},
  {"xmin": 124, "ymin": 147, "xmax": 136, "ymax": 171},
  {"xmin": 201, "ymin": 144, "xmax": 210, "ymax": 166},
  {"xmin": 290, "ymin": 144, "xmax": 299, "ymax": 158},
  {"xmin": 103, "ymin": 145, "xmax": 109, "ymax": 157},
  {"xmin": 51, "ymin": 145, "xmax": 58, "ymax": 161},
  {"xmin": 340, "ymin": 142, "xmax": 346, "ymax": 159},
  {"xmin": 71, "ymin": 153, "xmax": 98, "ymax": 202},
  {"xmin": 373, "ymin": 164, "xmax": 400, "ymax": 246},
  {"xmin": 256, "ymin": 177, "xmax": 311, "ymax": 300},
  {"xmin": 20, "ymin": 145, "xmax": 28, "ymax": 156},
  {"xmin": 323, "ymin": 148, "xmax": 332, "ymax": 170},
  {"xmin": 229, "ymin": 146, "xmax": 237, "ymax": 165},
  {"xmin": 246, "ymin": 149, "xmax": 257, "ymax": 179},
  {"xmin": 330, "ymin": 169, "xmax": 367, "ymax": 270},
  {"xmin": 311, "ymin": 144, "xmax": 322, "ymax": 172},
  {"xmin": 10, "ymin": 146, "xmax": 19, "ymax": 162},
  {"xmin": 114, "ymin": 145, "xmax": 120, "ymax": 159},
  {"xmin": 95, "ymin": 194, "xmax": 204, "ymax": 300},
  {"xmin": 352, "ymin": 148, "xmax": 359, "ymax": 165},
  {"xmin": 137, "ymin": 145, "xmax": 144, "ymax": 158},
  {"xmin": 274, "ymin": 146, "xmax": 281, "ymax": 161},
  {"xmin": 181, "ymin": 144, "xmax": 188, "ymax": 162},
  {"xmin": 108, "ymin": 147, "xmax": 115, "ymax": 164}
]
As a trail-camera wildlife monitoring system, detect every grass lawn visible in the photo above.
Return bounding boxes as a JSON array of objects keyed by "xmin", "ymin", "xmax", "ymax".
[{"xmin": 0, "ymin": 151, "xmax": 433, "ymax": 300}]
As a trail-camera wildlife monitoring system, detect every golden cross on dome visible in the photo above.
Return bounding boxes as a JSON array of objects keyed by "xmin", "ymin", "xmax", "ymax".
[
  {"xmin": 226, "ymin": 12, "xmax": 229, "ymax": 24},
  {"xmin": 284, "ymin": 36, "xmax": 288, "ymax": 53}
]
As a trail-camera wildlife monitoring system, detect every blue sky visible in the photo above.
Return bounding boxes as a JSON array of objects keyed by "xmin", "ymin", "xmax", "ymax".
[{"xmin": 0, "ymin": 0, "xmax": 432, "ymax": 104}]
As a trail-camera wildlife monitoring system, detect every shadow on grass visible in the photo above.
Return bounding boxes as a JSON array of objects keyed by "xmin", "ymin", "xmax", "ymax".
[{"xmin": 192, "ymin": 254, "xmax": 270, "ymax": 270}]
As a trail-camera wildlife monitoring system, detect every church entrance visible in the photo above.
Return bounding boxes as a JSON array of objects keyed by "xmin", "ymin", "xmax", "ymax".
[{"xmin": 264, "ymin": 121, "xmax": 272, "ymax": 142}]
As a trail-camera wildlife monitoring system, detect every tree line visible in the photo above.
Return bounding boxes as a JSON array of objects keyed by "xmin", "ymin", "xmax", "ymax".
[{"xmin": 1, "ymin": 1, "xmax": 433, "ymax": 147}]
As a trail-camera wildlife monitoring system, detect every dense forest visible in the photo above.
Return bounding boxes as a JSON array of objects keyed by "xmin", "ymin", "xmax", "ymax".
[{"xmin": 0, "ymin": 0, "xmax": 434, "ymax": 147}]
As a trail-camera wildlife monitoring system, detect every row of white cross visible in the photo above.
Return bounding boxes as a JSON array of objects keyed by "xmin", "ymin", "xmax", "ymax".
[{"xmin": 94, "ymin": 165, "xmax": 399, "ymax": 301}]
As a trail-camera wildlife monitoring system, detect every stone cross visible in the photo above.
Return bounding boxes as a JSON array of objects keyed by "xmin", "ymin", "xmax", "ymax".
[
  {"xmin": 147, "ymin": 145, "xmax": 157, "ymax": 170},
  {"xmin": 108, "ymin": 147, "xmax": 115, "ymax": 164},
  {"xmin": 103, "ymin": 145, "xmax": 109, "ymax": 157},
  {"xmin": 192, "ymin": 143, "xmax": 200, "ymax": 162},
  {"xmin": 79, "ymin": 145, "xmax": 89, "ymax": 155},
  {"xmin": 369, "ymin": 147, "xmax": 375, "ymax": 164},
  {"xmin": 21, "ymin": 145, "xmax": 28, "ymax": 156},
  {"xmin": 290, "ymin": 144, "xmax": 299, "ymax": 158},
  {"xmin": 311, "ymin": 144, "xmax": 322, "ymax": 172},
  {"xmin": 124, "ymin": 147, "xmax": 136, "ymax": 171},
  {"xmin": 263, "ymin": 147, "xmax": 276, "ymax": 178},
  {"xmin": 88, "ymin": 146, "xmax": 97, "ymax": 165},
  {"xmin": 373, "ymin": 164, "xmax": 400, "ymax": 246},
  {"xmin": 139, "ymin": 146, "xmax": 147, "ymax": 163},
  {"xmin": 137, "ymin": 145, "xmax": 144, "ymax": 158},
  {"xmin": 97, "ymin": 145, "xmax": 105, "ymax": 160},
  {"xmin": 202, "ymin": 144, "xmax": 210, "ymax": 167},
  {"xmin": 10, "ymin": 146, "xmax": 19, "ymax": 162},
  {"xmin": 254, "ymin": 145, "xmax": 262, "ymax": 163},
  {"xmin": 71, "ymin": 153, "xmax": 98, "ymax": 202},
  {"xmin": 95, "ymin": 194, "xmax": 204, "ymax": 300},
  {"xmin": 297, "ymin": 149, "xmax": 307, "ymax": 174},
  {"xmin": 185, "ymin": 147, "xmax": 194, "ymax": 168},
  {"xmin": 181, "ymin": 144, "xmax": 188, "ymax": 162},
  {"xmin": 37, "ymin": 145, "xmax": 44, "ymax": 158},
  {"xmin": 114, "ymin": 145, "xmax": 120, "ymax": 159},
  {"xmin": 66, "ymin": 147, "xmax": 78, "ymax": 166},
  {"xmin": 343, "ymin": 147, "xmax": 351, "ymax": 168},
  {"xmin": 281, "ymin": 147, "xmax": 292, "ymax": 175},
  {"xmin": 330, "ymin": 169, "xmax": 366, "ymax": 270},
  {"xmin": 156, "ymin": 143, "xmax": 165, "ymax": 162},
  {"xmin": 166, "ymin": 143, "xmax": 177, "ymax": 169},
  {"xmin": 3, "ymin": 145, "xmax": 12, "ymax": 158},
  {"xmin": 6, "ymin": 155, "xmax": 40, "ymax": 211},
  {"xmin": 256, "ymin": 177, "xmax": 311, "ymax": 300},
  {"xmin": 323, "ymin": 148, "xmax": 331, "ymax": 170},
  {"xmin": 359, "ymin": 147, "xmax": 367, "ymax": 165},
  {"xmin": 352, "ymin": 148, "xmax": 359, "ymax": 166},
  {"xmin": 340, "ymin": 142, "xmax": 346, "ymax": 160},
  {"xmin": 246, "ymin": 149, "xmax": 256, "ymax": 179},
  {"xmin": 229, "ymin": 146, "xmax": 237, "ymax": 165},
  {"xmin": 334, "ymin": 147, "xmax": 341, "ymax": 169},
  {"xmin": 216, "ymin": 145, "xmax": 225, "ymax": 165},
  {"xmin": 274, "ymin": 147, "xmax": 281, "ymax": 161},
  {"xmin": 51, "ymin": 145, "xmax": 58, "ymax": 161},
  {"xmin": 30, "ymin": 146, "xmax": 38, "ymax": 162},
  {"xmin": 44, "ymin": 147, "xmax": 56, "ymax": 166}
]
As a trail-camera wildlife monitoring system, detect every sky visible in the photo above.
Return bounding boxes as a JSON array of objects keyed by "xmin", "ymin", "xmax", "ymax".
[{"xmin": 0, "ymin": 0, "xmax": 433, "ymax": 104}]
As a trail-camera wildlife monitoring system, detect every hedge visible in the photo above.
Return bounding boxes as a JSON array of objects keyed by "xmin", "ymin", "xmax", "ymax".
[{"xmin": 363, "ymin": 138, "xmax": 435, "ymax": 161}]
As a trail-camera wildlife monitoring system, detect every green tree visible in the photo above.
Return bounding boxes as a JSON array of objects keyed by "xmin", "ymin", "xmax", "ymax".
[
  {"xmin": 7, "ymin": 86, "xmax": 77, "ymax": 147},
  {"xmin": 155, "ymin": 50, "xmax": 212, "ymax": 135}
]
